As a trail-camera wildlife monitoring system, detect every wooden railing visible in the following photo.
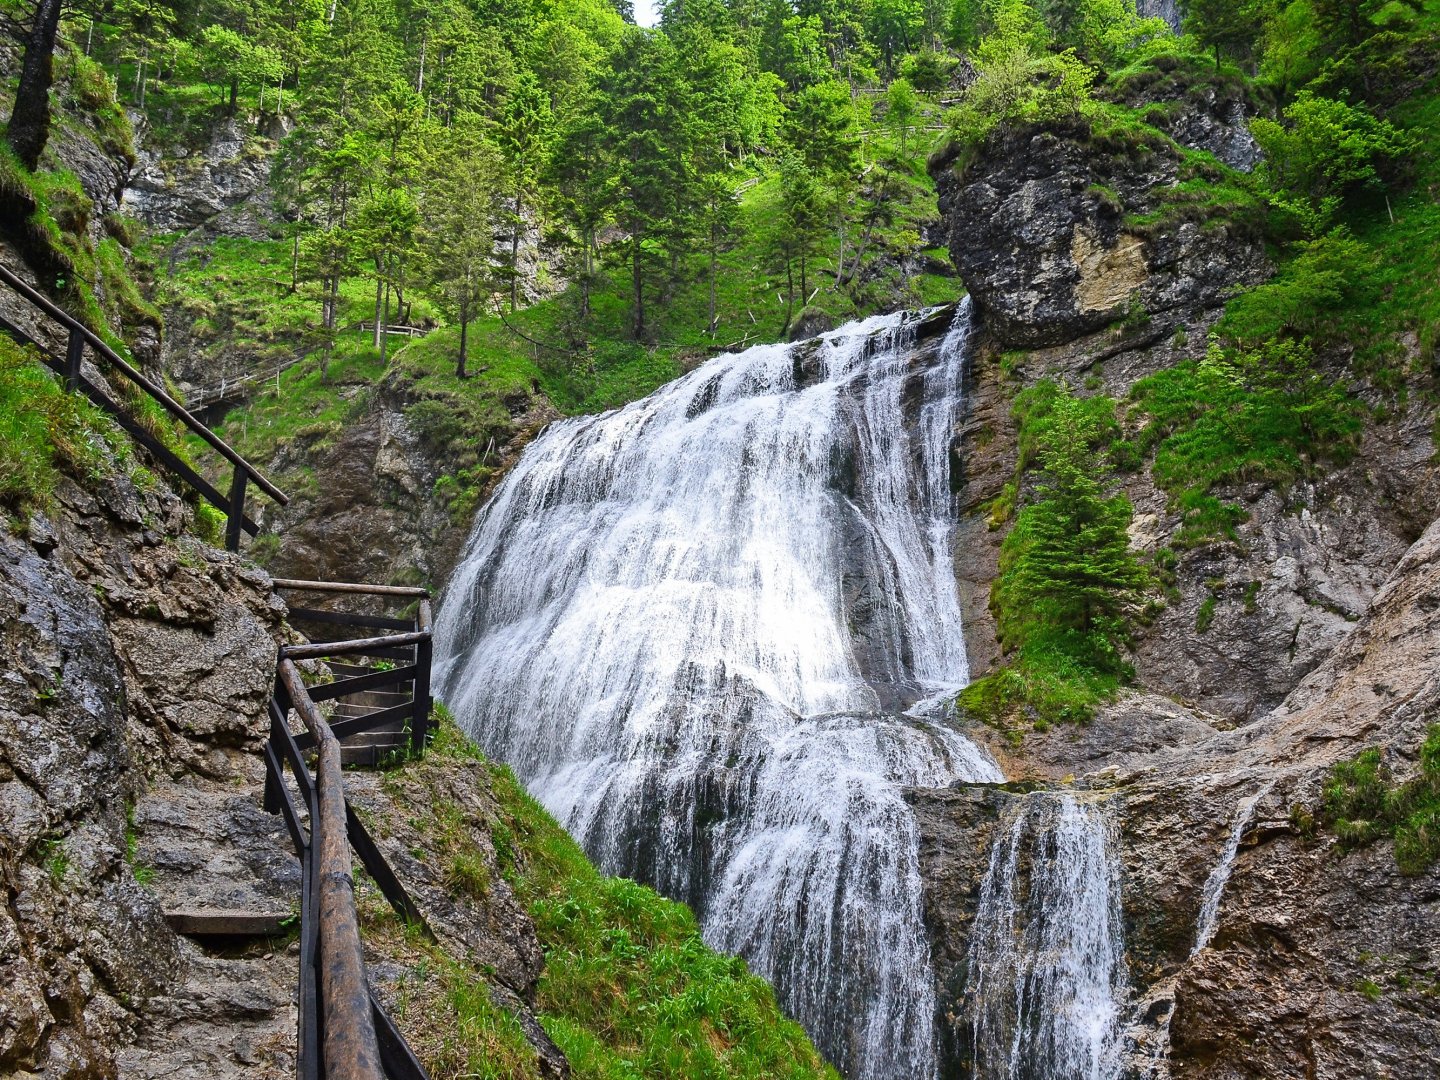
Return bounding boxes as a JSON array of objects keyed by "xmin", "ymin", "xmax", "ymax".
[
  {"xmin": 264, "ymin": 579, "xmax": 436, "ymax": 1080},
  {"xmin": 0, "ymin": 264, "xmax": 288, "ymax": 551}
]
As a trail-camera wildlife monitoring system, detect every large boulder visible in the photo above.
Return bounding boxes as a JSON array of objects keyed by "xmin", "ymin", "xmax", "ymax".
[{"xmin": 930, "ymin": 119, "xmax": 1269, "ymax": 349}]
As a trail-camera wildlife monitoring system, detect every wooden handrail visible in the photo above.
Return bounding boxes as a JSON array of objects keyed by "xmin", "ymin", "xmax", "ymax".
[
  {"xmin": 273, "ymin": 578, "xmax": 431, "ymax": 599},
  {"xmin": 0, "ymin": 264, "xmax": 289, "ymax": 505},
  {"xmin": 275, "ymin": 581, "xmax": 434, "ymax": 755},
  {"xmin": 280, "ymin": 631, "xmax": 430, "ymax": 661}
]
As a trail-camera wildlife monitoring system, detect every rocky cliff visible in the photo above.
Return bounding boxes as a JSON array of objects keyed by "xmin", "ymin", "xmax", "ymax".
[{"xmin": 921, "ymin": 90, "xmax": 1440, "ymax": 1078}]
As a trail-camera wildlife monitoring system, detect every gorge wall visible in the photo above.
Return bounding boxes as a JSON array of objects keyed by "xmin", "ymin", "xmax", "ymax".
[{"xmin": 917, "ymin": 96, "xmax": 1440, "ymax": 1077}]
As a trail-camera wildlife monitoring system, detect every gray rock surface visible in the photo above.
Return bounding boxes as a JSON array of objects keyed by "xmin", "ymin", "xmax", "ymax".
[
  {"xmin": 918, "ymin": 519, "xmax": 1440, "ymax": 1079},
  {"xmin": 0, "ymin": 471, "xmax": 285, "ymax": 1077},
  {"xmin": 121, "ymin": 118, "xmax": 275, "ymax": 236},
  {"xmin": 932, "ymin": 121, "xmax": 1268, "ymax": 349}
]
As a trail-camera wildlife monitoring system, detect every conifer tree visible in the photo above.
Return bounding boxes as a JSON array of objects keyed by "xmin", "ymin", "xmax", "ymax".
[{"xmin": 992, "ymin": 387, "xmax": 1147, "ymax": 671}]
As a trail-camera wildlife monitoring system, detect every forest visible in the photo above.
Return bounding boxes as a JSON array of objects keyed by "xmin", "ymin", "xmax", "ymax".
[{"xmin": 3, "ymin": 0, "xmax": 1436, "ymax": 727}]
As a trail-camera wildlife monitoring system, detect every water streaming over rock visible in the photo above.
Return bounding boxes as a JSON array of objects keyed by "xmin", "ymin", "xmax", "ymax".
[
  {"xmin": 435, "ymin": 304, "xmax": 1003, "ymax": 1080},
  {"xmin": 1191, "ymin": 782, "xmax": 1275, "ymax": 958},
  {"xmin": 963, "ymin": 793, "xmax": 1130, "ymax": 1080}
]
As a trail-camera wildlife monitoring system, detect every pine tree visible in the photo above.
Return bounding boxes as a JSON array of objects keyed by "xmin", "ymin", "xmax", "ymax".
[{"xmin": 992, "ymin": 387, "xmax": 1148, "ymax": 671}]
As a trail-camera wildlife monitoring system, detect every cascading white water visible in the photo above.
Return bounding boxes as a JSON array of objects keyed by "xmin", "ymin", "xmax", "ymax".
[
  {"xmin": 1191, "ymin": 782, "xmax": 1274, "ymax": 956},
  {"xmin": 963, "ymin": 793, "xmax": 1130, "ymax": 1080},
  {"xmin": 435, "ymin": 304, "xmax": 1003, "ymax": 1080}
]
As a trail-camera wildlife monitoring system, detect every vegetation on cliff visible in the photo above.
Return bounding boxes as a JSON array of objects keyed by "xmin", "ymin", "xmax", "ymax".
[
  {"xmin": 961, "ymin": 381, "xmax": 1149, "ymax": 727},
  {"xmin": 1322, "ymin": 724, "xmax": 1440, "ymax": 875},
  {"xmin": 0, "ymin": 337, "xmax": 127, "ymax": 506},
  {"xmin": 376, "ymin": 712, "xmax": 840, "ymax": 1080},
  {"xmin": 945, "ymin": 0, "xmax": 1439, "ymax": 731}
]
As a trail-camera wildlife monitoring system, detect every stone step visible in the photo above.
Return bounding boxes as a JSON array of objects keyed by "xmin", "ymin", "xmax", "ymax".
[{"xmin": 165, "ymin": 908, "xmax": 294, "ymax": 938}]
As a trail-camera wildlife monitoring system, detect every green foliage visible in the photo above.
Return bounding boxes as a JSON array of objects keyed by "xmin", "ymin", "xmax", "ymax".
[
  {"xmin": 1128, "ymin": 335, "xmax": 1364, "ymax": 546},
  {"xmin": 1217, "ymin": 228, "xmax": 1374, "ymax": 342},
  {"xmin": 1184, "ymin": 0, "xmax": 1266, "ymax": 67},
  {"xmin": 0, "ymin": 339, "xmax": 121, "ymax": 508},
  {"xmin": 1250, "ymin": 90, "xmax": 1416, "ymax": 233},
  {"xmin": 408, "ymin": 711, "xmax": 838, "ymax": 1080},
  {"xmin": 1195, "ymin": 593, "xmax": 1218, "ymax": 632},
  {"xmin": 192, "ymin": 502, "xmax": 226, "ymax": 545},
  {"xmin": 961, "ymin": 382, "xmax": 1148, "ymax": 728},
  {"xmin": 945, "ymin": 0, "xmax": 1098, "ymax": 149},
  {"xmin": 1322, "ymin": 725, "xmax": 1440, "ymax": 874},
  {"xmin": 38, "ymin": 837, "xmax": 70, "ymax": 884}
]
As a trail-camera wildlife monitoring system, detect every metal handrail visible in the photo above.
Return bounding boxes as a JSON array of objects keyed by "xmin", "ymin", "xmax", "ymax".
[{"xmin": 0, "ymin": 265, "xmax": 288, "ymax": 503}]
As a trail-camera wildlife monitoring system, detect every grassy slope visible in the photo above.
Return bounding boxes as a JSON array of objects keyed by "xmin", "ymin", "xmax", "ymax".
[
  {"xmin": 363, "ymin": 716, "xmax": 840, "ymax": 1080},
  {"xmin": 160, "ymin": 119, "xmax": 958, "ymax": 527}
]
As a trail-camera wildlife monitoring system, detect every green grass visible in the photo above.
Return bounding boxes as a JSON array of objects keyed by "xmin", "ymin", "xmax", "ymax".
[
  {"xmin": 1127, "ymin": 338, "xmax": 1364, "ymax": 548},
  {"xmin": 1322, "ymin": 724, "xmax": 1440, "ymax": 875},
  {"xmin": 392, "ymin": 708, "xmax": 838, "ymax": 1080},
  {"xmin": 957, "ymin": 637, "xmax": 1126, "ymax": 736},
  {"xmin": 484, "ymin": 759, "xmax": 839, "ymax": 1080},
  {"xmin": 0, "ymin": 337, "xmax": 126, "ymax": 508}
]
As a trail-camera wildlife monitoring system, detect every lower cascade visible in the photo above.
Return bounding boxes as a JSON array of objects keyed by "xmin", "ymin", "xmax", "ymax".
[
  {"xmin": 435, "ymin": 304, "xmax": 1004, "ymax": 1080},
  {"xmin": 963, "ymin": 793, "xmax": 1130, "ymax": 1080}
]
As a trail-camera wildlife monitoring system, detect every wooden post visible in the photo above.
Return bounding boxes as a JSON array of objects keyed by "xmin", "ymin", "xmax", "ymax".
[
  {"xmin": 279, "ymin": 661, "xmax": 385, "ymax": 1080},
  {"xmin": 226, "ymin": 465, "xmax": 247, "ymax": 552},
  {"xmin": 63, "ymin": 327, "xmax": 83, "ymax": 392},
  {"xmin": 412, "ymin": 635, "xmax": 432, "ymax": 755}
]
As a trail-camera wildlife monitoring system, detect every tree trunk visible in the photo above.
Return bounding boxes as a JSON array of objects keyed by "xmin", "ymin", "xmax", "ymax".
[
  {"xmin": 782, "ymin": 258, "xmax": 794, "ymax": 336},
  {"xmin": 229, "ymin": 77, "xmax": 240, "ymax": 115},
  {"xmin": 6, "ymin": 0, "xmax": 64, "ymax": 170},
  {"xmin": 510, "ymin": 192, "xmax": 523, "ymax": 310},
  {"xmin": 631, "ymin": 231, "xmax": 645, "ymax": 339},
  {"xmin": 708, "ymin": 237, "xmax": 718, "ymax": 336},
  {"xmin": 380, "ymin": 278, "xmax": 391, "ymax": 364},
  {"xmin": 373, "ymin": 270, "xmax": 384, "ymax": 348},
  {"xmin": 457, "ymin": 297, "xmax": 469, "ymax": 379},
  {"xmin": 799, "ymin": 254, "xmax": 808, "ymax": 306},
  {"xmin": 580, "ymin": 227, "xmax": 593, "ymax": 319}
]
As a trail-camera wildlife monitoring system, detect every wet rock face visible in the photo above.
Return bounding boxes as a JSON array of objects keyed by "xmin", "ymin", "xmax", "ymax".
[
  {"xmin": 931, "ymin": 122, "xmax": 1269, "ymax": 350},
  {"xmin": 259, "ymin": 389, "xmax": 560, "ymax": 593},
  {"xmin": 0, "ymin": 474, "xmax": 286, "ymax": 1076},
  {"xmin": 921, "ymin": 520, "xmax": 1440, "ymax": 1080}
]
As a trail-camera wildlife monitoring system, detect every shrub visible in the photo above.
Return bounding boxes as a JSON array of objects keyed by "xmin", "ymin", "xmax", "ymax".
[
  {"xmin": 946, "ymin": 0, "xmax": 1097, "ymax": 148},
  {"xmin": 1217, "ymin": 228, "xmax": 1374, "ymax": 343},
  {"xmin": 1128, "ymin": 334, "xmax": 1363, "ymax": 546},
  {"xmin": 1251, "ymin": 91, "xmax": 1416, "ymax": 234},
  {"xmin": 962, "ymin": 383, "xmax": 1149, "ymax": 727},
  {"xmin": 1323, "ymin": 726, "xmax": 1440, "ymax": 874}
]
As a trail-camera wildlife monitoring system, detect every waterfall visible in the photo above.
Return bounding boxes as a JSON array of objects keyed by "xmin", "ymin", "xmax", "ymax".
[
  {"xmin": 963, "ymin": 793, "xmax": 1129, "ymax": 1080},
  {"xmin": 435, "ymin": 304, "xmax": 1003, "ymax": 1080},
  {"xmin": 1190, "ymin": 782, "xmax": 1274, "ymax": 958}
]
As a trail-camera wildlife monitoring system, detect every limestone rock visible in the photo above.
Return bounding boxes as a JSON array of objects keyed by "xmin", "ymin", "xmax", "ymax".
[{"xmin": 931, "ymin": 121, "xmax": 1269, "ymax": 349}]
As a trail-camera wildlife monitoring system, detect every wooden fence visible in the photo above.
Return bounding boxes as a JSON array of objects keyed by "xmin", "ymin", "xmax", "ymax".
[
  {"xmin": 0, "ymin": 264, "xmax": 288, "ymax": 551},
  {"xmin": 4, "ymin": 267, "xmax": 442, "ymax": 1080},
  {"xmin": 265, "ymin": 579, "xmax": 436, "ymax": 1080}
]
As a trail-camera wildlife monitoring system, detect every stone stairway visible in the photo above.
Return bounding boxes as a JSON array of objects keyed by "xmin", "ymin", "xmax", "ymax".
[{"xmin": 117, "ymin": 761, "xmax": 301, "ymax": 1079}]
